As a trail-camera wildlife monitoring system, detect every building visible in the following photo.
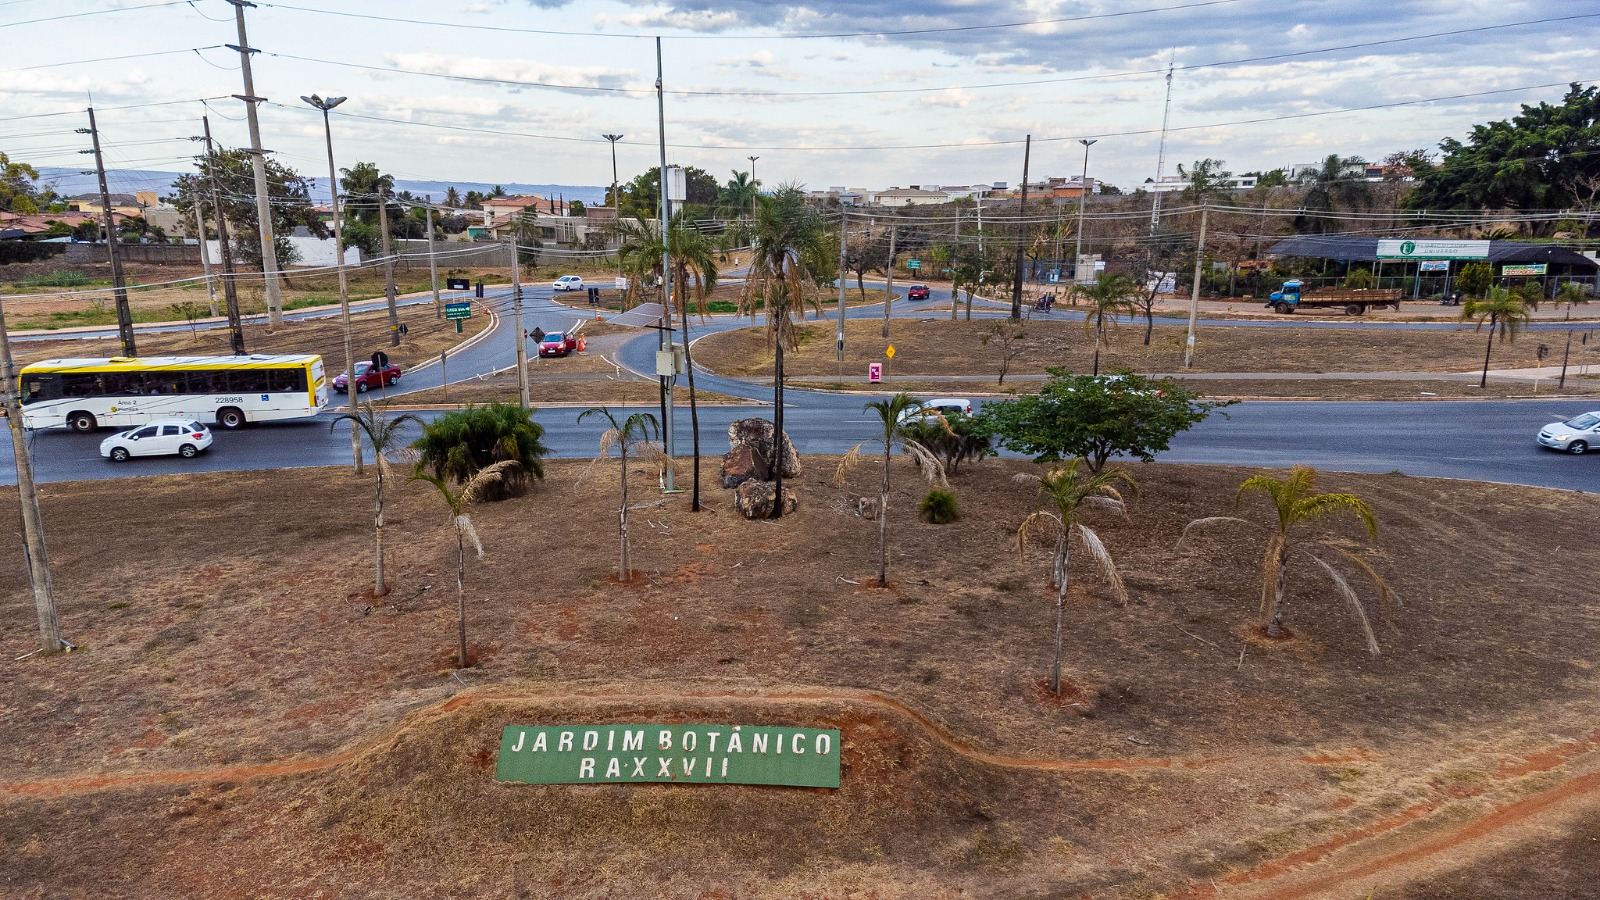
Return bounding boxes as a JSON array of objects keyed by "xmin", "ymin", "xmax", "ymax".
[{"xmin": 1145, "ymin": 174, "xmax": 1260, "ymax": 194}]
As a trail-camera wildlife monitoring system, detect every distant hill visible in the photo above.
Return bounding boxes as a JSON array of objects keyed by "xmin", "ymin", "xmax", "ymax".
[{"xmin": 35, "ymin": 167, "xmax": 607, "ymax": 207}]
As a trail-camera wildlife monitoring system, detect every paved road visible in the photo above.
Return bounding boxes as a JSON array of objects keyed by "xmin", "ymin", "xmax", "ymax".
[{"xmin": 9, "ymin": 397, "xmax": 1596, "ymax": 491}]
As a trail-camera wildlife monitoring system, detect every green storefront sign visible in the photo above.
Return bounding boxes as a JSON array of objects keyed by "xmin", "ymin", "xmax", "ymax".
[{"xmin": 495, "ymin": 723, "xmax": 842, "ymax": 788}]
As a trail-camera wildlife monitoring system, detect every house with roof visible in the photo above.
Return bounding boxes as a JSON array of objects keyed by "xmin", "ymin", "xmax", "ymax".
[
  {"xmin": 66, "ymin": 193, "xmax": 145, "ymax": 217},
  {"xmin": 873, "ymin": 187, "xmax": 952, "ymax": 208}
]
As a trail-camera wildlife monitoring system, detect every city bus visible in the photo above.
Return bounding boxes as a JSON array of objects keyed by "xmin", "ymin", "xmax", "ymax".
[{"xmin": 18, "ymin": 354, "xmax": 328, "ymax": 432}]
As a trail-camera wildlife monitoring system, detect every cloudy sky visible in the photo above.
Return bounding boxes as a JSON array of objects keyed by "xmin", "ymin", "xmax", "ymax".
[{"xmin": 2, "ymin": 0, "xmax": 1595, "ymax": 199}]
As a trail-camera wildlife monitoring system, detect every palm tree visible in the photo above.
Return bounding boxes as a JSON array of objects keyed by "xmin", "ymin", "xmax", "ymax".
[
  {"xmin": 1183, "ymin": 467, "xmax": 1385, "ymax": 651},
  {"xmin": 577, "ymin": 407, "xmax": 664, "ymax": 582},
  {"xmin": 747, "ymin": 186, "xmax": 828, "ymax": 518},
  {"xmin": 832, "ymin": 392, "xmax": 948, "ymax": 587},
  {"xmin": 665, "ymin": 218, "xmax": 718, "ymax": 512},
  {"xmin": 329, "ymin": 403, "xmax": 421, "ymax": 598},
  {"xmin": 1075, "ymin": 272, "xmax": 1139, "ymax": 376},
  {"xmin": 444, "ymin": 186, "xmax": 461, "ymax": 208},
  {"xmin": 1463, "ymin": 287, "xmax": 1534, "ymax": 388},
  {"xmin": 411, "ymin": 402, "xmax": 548, "ymax": 501},
  {"xmin": 1015, "ymin": 460, "xmax": 1134, "ymax": 695},
  {"xmin": 1294, "ymin": 155, "xmax": 1373, "ymax": 234},
  {"xmin": 411, "ymin": 459, "xmax": 519, "ymax": 669},
  {"xmin": 616, "ymin": 214, "xmax": 664, "ymax": 311}
]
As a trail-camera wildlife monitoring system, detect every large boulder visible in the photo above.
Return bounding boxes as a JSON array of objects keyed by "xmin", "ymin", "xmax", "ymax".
[
  {"xmin": 727, "ymin": 418, "xmax": 801, "ymax": 480},
  {"xmin": 734, "ymin": 480, "xmax": 798, "ymax": 519},
  {"xmin": 719, "ymin": 445, "xmax": 767, "ymax": 488}
]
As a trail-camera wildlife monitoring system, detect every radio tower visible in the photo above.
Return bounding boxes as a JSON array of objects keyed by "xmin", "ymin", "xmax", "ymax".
[{"xmin": 1150, "ymin": 58, "xmax": 1175, "ymax": 233}]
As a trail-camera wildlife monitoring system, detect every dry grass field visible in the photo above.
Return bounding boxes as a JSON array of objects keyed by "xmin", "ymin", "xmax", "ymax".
[{"xmin": 2, "ymin": 458, "xmax": 1598, "ymax": 897}]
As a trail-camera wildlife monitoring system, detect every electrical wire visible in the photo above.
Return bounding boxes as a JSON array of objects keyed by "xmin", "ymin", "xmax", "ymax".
[
  {"xmin": 0, "ymin": 0, "xmax": 189, "ymax": 29},
  {"xmin": 0, "ymin": 47, "xmax": 225, "ymax": 74}
]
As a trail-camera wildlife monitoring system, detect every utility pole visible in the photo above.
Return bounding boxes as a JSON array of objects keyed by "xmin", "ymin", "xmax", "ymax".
[
  {"xmin": 603, "ymin": 133, "xmax": 623, "ymax": 274},
  {"xmin": 1151, "ymin": 59, "xmax": 1175, "ymax": 233},
  {"xmin": 192, "ymin": 200, "xmax": 218, "ymax": 316},
  {"xmin": 80, "ymin": 107, "xmax": 136, "ymax": 357},
  {"xmin": 375, "ymin": 181, "xmax": 401, "ymax": 346},
  {"xmin": 425, "ymin": 193, "xmax": 441, "ymax": 319},
  {"xmin": 510, "ymin": 235, "xmax": 529, "ymax": 409},
  {"xmin": 1183, "ymin": 200, "xmax": 1209, "ymax": 369},
  {"xmin": 200, "ymin": 116, "xmax": 245, "ymax": 354},
  {"xmin": 1075, "ymin": 138, "xmax": 1098, "ymax": 286},
  {"xmin": 301, "ymin": 93, "xmax": 362, "ymax": 474},
  {"xmin": 882, "ymin": 220, "xmax": 896, "ymax": 339},
  {"xmin": 1010, "ymin": 134, "xmax": 1031, "ymax": 321},
  {"xmin": 0, "ymin": 294, "xmax": 63, "ymax": 654},
  {"xmin": 836, "ymin": 208, "xmax": 847, "ymax": 362},
  {"xmin": 656, "ymin": 37, "xmax": 676, "ymax": 492},
  {"xmin": 227, "ymin": 0, "xmax": 286, "ymax": 328}
]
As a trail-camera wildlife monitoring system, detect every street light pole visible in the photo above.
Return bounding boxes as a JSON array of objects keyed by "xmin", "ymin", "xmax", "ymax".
[
  {"xmin": 1074, "ymin": 139, "xmax": 1097, "ymax": 285},
  {"xmin": 603, "ymin": 133, "xmax": 624, "ymax": 274},
  {"xmin": 747, "ymin": 156, "xmax": 759, "ymax": 223},
  {"xmin": 301, "ymin": 94, "xmax": 363, "ymax": 474}
]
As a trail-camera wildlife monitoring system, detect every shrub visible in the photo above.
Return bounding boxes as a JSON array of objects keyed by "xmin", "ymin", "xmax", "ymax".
[
  {"xmin": 411, "ymin": 402, "xmax": 549, "ymax": 501},
  {"xmin": 920, "ymin": 488, "xmax": 960, "ymax": 524}
]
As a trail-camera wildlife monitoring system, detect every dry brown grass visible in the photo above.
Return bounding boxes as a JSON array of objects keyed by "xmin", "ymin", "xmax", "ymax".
[{"xmin": 2, "ymin": 460, "xmax": 1599, "ymax": 895}]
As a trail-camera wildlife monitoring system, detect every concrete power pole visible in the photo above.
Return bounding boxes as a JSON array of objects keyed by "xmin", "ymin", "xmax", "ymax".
[
  {"xmin": 0, "ymin": 295, "xmax": 62, "ymax": 654},
  {"xmin": 192, "ymin": 201, "xmax": 218, "ymax": 316},
  {"xmin": 656, "ymin": 37, "xmax": 676, "ymax": 492},
  {"xmin": 375, "ymin": 183, "xmax": 401, "ymax": 346},
  {"xmin": 1075, "ymin": 139, "xmax": 1098, "ymax": 286},
  {"xmin": 81, "ymin": 107, "xmax": 136, "ymax": 357},
  {"xmin": 510, "ymin": 236, "xmax": 530, "ymax": 409},
  {"xmin": 882, "ymin": 221, "xmax": 896, "ymax": 339},
  {"xmin": 1183, "ymin": 200, "xmax": 1209, "ymax": 369},
  {"xmin": 1010, "ymin": 134, "xmax": 1032, "ymax": 321},
  {"xmin": 836, "ymin": 208, "xmax": 847, "ymax": 361},
  {"xmin": 201, "ymin": 116, "xmax": 246, "ymax": 355},
  {"xmin": 425, "ymin": 194, "xmax": 441, "ymax": 319},
  {"xmin": 227, "ymin": 0, "xmax": 287, "ymax": 328}
]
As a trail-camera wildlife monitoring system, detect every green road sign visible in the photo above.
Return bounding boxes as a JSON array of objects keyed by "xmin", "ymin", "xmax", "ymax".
[
  {"xmin": 444, "ymin": 302, "xmax": 472, "ymax": 320},
  {"xmin": 496, "ymin": 723, "xmax": 842, "ymax": 788},
  {"xmin": 906, "ymin": 259, "xmax": 921, "ymax": 269}
]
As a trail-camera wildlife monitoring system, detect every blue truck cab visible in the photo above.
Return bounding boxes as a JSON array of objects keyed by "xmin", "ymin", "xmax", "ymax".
[{"xmin": 1266, "ymin": 280, "xmax": 1303, "ymax": 308}]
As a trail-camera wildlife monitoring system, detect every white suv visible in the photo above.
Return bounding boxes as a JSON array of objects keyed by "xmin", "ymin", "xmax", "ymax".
[
  {"xmin": 897, "ymin": 398, "xmax": 973, "ymax": 426},
  {"xmin": 551, "ymin": 275, "xmax": 585, "ymax": 292}
]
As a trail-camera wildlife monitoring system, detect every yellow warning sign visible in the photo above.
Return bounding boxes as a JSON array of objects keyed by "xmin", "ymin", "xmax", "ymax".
[{"xmin": 886, "ymin": 345, "xmax": 896, "ymax": 359}]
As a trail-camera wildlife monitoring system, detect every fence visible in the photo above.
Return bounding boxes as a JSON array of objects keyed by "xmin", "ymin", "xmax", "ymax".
[{"xmin": 63, "ymin": 243, "xmax": 201, "ymax": 265}]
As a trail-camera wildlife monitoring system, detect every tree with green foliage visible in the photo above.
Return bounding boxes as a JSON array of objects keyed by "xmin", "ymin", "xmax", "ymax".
[
  {"xmin": 1182, "ymin": 467, "xmax": 1387, "ymax": 653},
  {"xmin": 1462, "ymin": 286, "xmax": 1534, "ymax": 388},
  {"xmin": 1455, "ymin": 261, "xmax": 1493, "ymax": 299},
  {"xmin": 1408, "ymin": 83, "xmax": 1600, "ymax": 214},
  {"xmin": 977, "ymin": 369, "xmax": 1231, "ymax": 473},
  {"xmin": 1074, "ymin": 273, "xmax": 1140, "ymax": 376},
  {"xmin": 1016, "ymin": 460, "xmax": 1133, "ymax": 695},
  {"xmin": 617, "ymin": 165, "xmax": 719, "ymax": 218},
  {"xmin": 170, "ymin": 148, "xmax": 324, "ymax": 270},
  {"xmin": 0, "ymin": 151, "xmax": 43, "ymax": 212},
  {"xmin": 832, "ymin": 392, "xmax": 948, "ymax": 587},
  {"xmin": 577, "ymin": 407, "xmax": 663, "ymax": 582},
  {"xmin": 717, "ymin": 170, "xmax": 759, "ymax": 218},
  {"xmin": 1294, "ymin": 155, "xmax": 1373, "ymax": 233},
  {"xmin": 747, "ymin": 186, "xmax": 828, "ymax": 517},
  {"xmin": 1178, "ymin": 158, "xmax": 1232, "ymax": 203},
  {"xmin": 330, "ymin": 405, "xmax": 422, "ymax": 599},
  {"xmin": 412, "ymin": 460, "xmax": 518, "ymax": 668},
  {"xmin": 411, "ymin": 402, "xmax": 548, "ymax": 501}
]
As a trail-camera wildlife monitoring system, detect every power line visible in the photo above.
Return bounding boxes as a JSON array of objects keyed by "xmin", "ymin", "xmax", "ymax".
[
  {"xmin": 0, "ymin": 47, "xmax": 224, "ymax": 74},
  {"xmin": 259, "ymin": 0, "xmax": 1245, "ymax": 41},
  {"xmin": 0, "ymin": 0, "xmax": 189, "ymax": 29}
]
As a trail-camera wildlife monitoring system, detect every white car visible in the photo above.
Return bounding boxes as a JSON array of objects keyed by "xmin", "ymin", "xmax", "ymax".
[
  {"xmin": 551, "ymin": 275, "xmax": 585, "ymax": 292},
  {"xmin": 100, "ymin": 419, "xmax": 214, "ymax": 461},
  {"xmin": 897, "ymin": 398, "xmax": 973, "ymax": 426},
  {"xmin": 1537, "ymin": 411, "xmax": 1600, "ymax": 454}
]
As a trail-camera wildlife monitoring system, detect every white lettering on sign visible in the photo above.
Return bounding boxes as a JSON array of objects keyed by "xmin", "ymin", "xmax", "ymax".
[
  {"xmin": 727, "ymin": 731, "xmax": 743, "ymax": 753},
  {"xmin": 632, "ymin": 757, "xmax": 647, "ymax": 777},
  {"xmin": 658, "ymin": 730, "xmax": 673, "ymax": 751},
  {"xmin": 583, "ymin": 730, "xmax": 599, "ymax": 751},
  {"xmin": 532, "ymin": 732, "xmax": 547, "ymax": 752},
  {"xmin": 558, "ymin": 731, "xmax": 574, "ymax": 752},
  {"xmin": 816, "ymin": 734, "xmax": 832, "ymax": 755},
  {"xmin": 605, "ymin": 757, "xmax": 621, "ymax": 779},
  {"xmin": 607, "ymin": 730, "xmax": 615, "ymax": 752},
  {"xmin": 752, "ymin": 733, "xmax": 769, "ymax": 754},
  {"xmin": 579, "ymin": 757, "xmax": 595, "ymax": 779},
  {"xmin": 511, "ymin": 731, "xmax": 525, "ymax": 752},
  {"xmin": 623, "ymin": 730, "xmax": 644, "ymax": 752},
  {"xmin": 792, "ymin": 734, "xmax": 806, "ymax": 755},
  {"xmin": 707, "ymin": 730, "xmax": 722, "ymax": 752},
  {"xmin": 683, "ymin": 731, "xmax": 697, "ymax": 752},
  {"xmin": 657, "ymin": 758, "xmax": 673, "ymax": 778}
]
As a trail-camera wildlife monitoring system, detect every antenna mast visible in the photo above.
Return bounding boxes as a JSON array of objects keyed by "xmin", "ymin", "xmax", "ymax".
[{"xmin": 1150, "ymin": 58, "xmax": 1175, "ymax": 233}]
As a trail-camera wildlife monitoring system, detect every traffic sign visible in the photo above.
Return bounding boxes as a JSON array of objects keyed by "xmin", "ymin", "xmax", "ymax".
[
  {"xmin": 886, "ymin": 345, "xmax": 896, "ymax": 359},
  {"xmin": 906, "ymin": 259, "xmax": 921, "ymax": 270},
  {"xmin": 446, "ymin": 277, "xmax": 470, "ymax": 291},
  {"xmin": 444, "ymin": 302, "xmax": 472, "ymax": 320}
]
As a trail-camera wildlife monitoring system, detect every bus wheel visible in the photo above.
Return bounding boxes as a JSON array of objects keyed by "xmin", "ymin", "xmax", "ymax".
[
  {"xmin": 69, "ymin": 412, "xmax": 97, "ymax": 433},
  {"xmin": 217, "ymin": 407, "xmax": 246, "ymax": 430}
]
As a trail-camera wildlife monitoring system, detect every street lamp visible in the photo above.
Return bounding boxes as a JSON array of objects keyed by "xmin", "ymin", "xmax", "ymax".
[
  {"xmin": 1073, "ymin": 138, "xmax": 1097, "ymax": 284},
  {"xmin": 602, "ymin": 133, "xmax": 624, "ymax": 273},
  {"xmin": 747, "ymin": 155, "xmax": 759, "ymax": 221},
  {"xmin": 301, "ymin": 93, "xmax": 363, "ymax": 474}
]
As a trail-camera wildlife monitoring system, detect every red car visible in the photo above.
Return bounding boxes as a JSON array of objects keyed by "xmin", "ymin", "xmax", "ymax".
[
  {"xmin": 333, "ymin": 361, "xmax": 402, "ymax": 393},
  {"xmin": 539, "ymin": 331, "xmax": 580, "ymax": 357},
  {"xmin": 907, "ymin": 283, "xmax": 930, "ymax": 301}
]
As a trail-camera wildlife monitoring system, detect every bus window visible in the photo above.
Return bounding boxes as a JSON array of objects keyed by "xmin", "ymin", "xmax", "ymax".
[
  {"xmin": 61, "ymin": 373, "xmax": 100, "ymax": 397},
  {"xmin": 233, "ymin": 370, "xmax": 270, "ymax": 393},
  {"xmin": 268, "ymin": 369, "xmax": 304, "ymax": 393},
  {"xmin": 21, "ymin": 375, "xmax": 57, "ymax": 404}
]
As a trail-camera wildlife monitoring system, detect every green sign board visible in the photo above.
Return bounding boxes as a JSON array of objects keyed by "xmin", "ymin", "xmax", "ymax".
[
  {"xmin": 1502, "ymin": 263, "xmax": 1548, "ymax": 276},
  {"xmin": 495, "ymin": 723, "xmax": 841, "ymax": 788},
  {"xmin": 444, "ymin": 302, "xmax": 473, "ymax": 320},
  {"xmin": 906, "ymin": 259, "xmax": 921, "ymax": 269}
]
